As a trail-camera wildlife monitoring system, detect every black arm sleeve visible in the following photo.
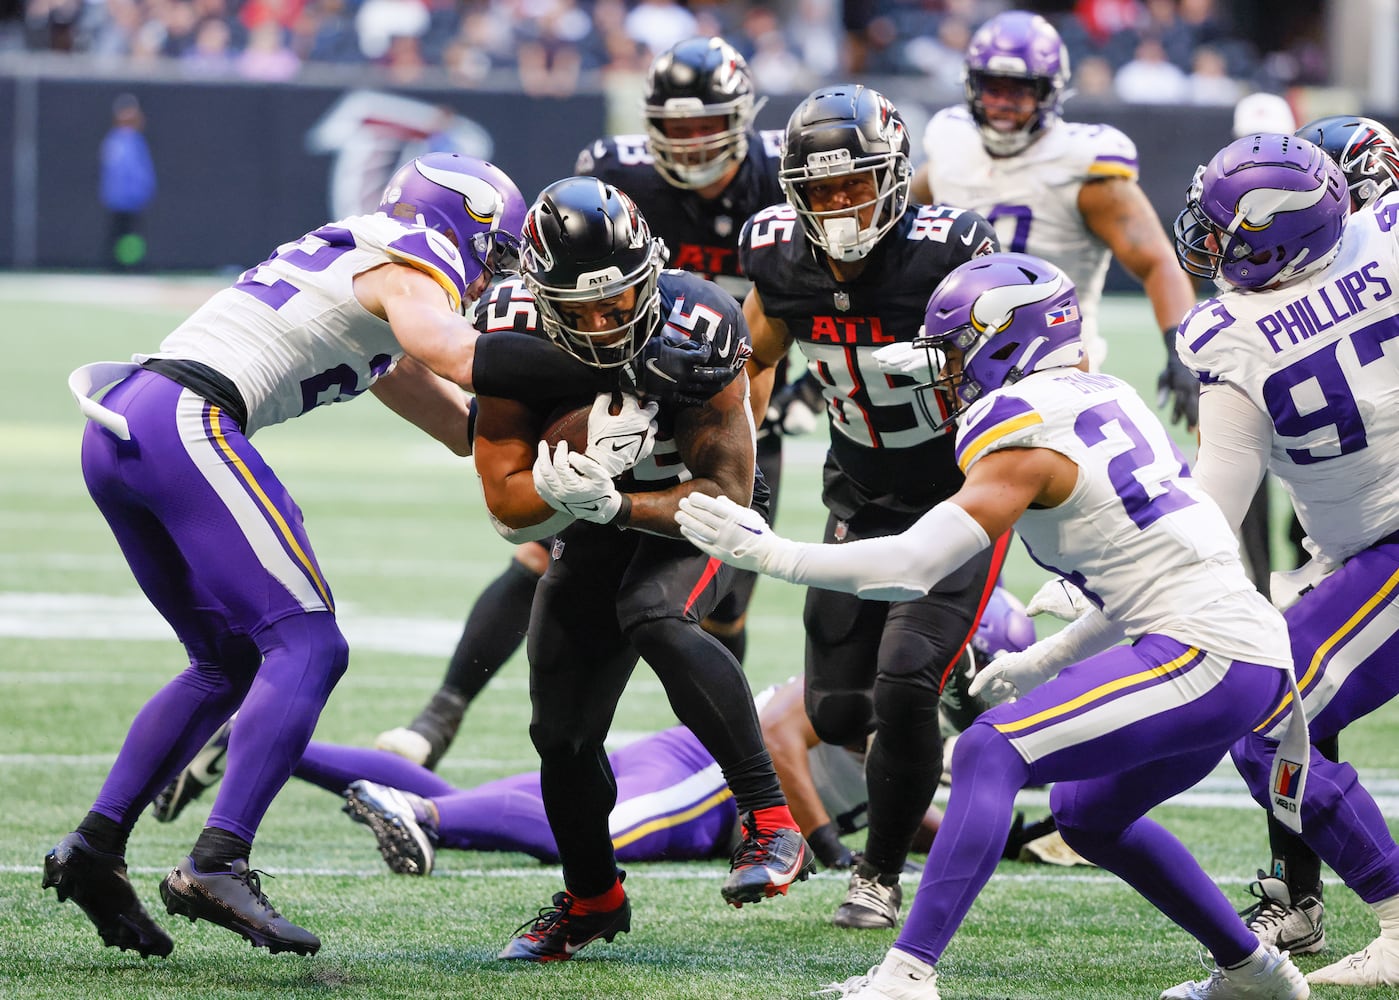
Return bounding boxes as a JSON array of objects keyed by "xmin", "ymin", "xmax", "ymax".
[{"xmin": 472, "ymin": 333, "xmax": 609, "ymax": 402}]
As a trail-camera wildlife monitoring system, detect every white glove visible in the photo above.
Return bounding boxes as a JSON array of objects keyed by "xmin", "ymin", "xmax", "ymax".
[
  {"xmin": 872, "ymin": 341, "xmax": 943, "ymax": 383},
  {"xmin": 585, "ymin": 392, "xmax": 659, "ymax": 478},
  {"xmin": 532, "ymin": 441, "xmax": 624, "ymax": 524},
  {"xmin": 767, "ymin": 395, "xmax": 819, "ymax": 436},
  {"xmin": 1025, "ymin": 577, "xmax": 1094, "ymax": 622},
  {"xmin": 967, "ymin": 646, "xmax": 1061, "ymax": 706},
  {"xmin": 675, "ymin": 492, "xmax": 788, "ymax": 574}
]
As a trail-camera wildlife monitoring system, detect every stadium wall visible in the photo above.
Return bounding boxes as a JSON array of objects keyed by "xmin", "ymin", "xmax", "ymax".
[{"xmin": 1, "ymin": 70, "xmax": 1265, "ymax": 280}]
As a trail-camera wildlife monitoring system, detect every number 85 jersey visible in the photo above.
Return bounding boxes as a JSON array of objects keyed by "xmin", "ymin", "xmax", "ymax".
[
  {"xmin": 1178, "ymin": 198, "xmax": 1399, "ymax": 564},
  {"xmin": 140, "ymin": 214, "xmax": 471, "ymax": 436},
  {"xmin": 740, "ymin": 201, "xmax": 998, "ymax": 500}
]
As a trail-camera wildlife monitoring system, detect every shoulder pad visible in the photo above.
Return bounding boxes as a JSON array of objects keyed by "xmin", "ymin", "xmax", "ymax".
[{"xmin": 955, "ymin": 391, "xmax": 1047, "ymax": 474}]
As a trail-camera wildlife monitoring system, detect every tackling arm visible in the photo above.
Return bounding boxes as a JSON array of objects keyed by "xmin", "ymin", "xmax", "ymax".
[{"xmin": 368, "ymin": 354, "xmax": 474, "ymax": 457}]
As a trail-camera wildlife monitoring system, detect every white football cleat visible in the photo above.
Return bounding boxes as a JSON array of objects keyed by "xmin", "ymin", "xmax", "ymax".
[
  {"xmin": 814, "ymin": 949, "xmax": 940, "ymax": 999},
  {"xmin": 1239, "ymin": 874, "xmax": 1325, "ymax": 955},
  {"xmin": 1161, "ymin": 945, "xmax": 1308, "ymax": 999},
  {"xmin": 1306, "ymin": 935, "xmax": 1399, "ymax": 986},
  {"xmin": 373, "ymin": 726, "xmax": 433, "ymax": 767}
]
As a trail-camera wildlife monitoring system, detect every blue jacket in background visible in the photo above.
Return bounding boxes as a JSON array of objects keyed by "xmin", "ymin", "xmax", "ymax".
[{"xmin": 100, "ymin": 126, "xmax": 156, "ymax": 212}]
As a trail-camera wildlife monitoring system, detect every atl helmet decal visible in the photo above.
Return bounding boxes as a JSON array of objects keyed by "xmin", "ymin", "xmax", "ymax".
[
  {"xmin": 1342, "ymin": 124, "xmax": 1399, "ymax": 181},
  {"xmin": 523, "ymin": 208, "xmax": 555, "ymax": 271},
  {"xmin": 413, "ymin": 160, "xmax": 503, "ymax": 228},
  {"xmin": 969, "ymin": 271, "xmax": 1066, "ymax": 334}
]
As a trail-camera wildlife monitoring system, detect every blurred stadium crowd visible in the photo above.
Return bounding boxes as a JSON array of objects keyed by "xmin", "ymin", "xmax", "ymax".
[{"xmin": 5, "ymin": 0, "xmax": 1324, "ymax": 100}]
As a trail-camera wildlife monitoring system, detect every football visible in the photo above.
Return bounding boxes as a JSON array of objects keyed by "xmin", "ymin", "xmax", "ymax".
[{"xmin": 540, "ymin": 395, "xmax": 604, "ymax": 454}]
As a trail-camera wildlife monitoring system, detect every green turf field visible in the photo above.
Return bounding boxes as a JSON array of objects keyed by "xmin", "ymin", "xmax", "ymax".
[{"xmin": 1, "ymin": 279, "xmax": 1393, "ymax": 999}]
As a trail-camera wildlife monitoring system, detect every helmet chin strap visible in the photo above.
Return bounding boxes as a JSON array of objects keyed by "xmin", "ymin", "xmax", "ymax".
[{"xmin": 821, "ymin": 217, "xmax": 867, "ymax": 262}]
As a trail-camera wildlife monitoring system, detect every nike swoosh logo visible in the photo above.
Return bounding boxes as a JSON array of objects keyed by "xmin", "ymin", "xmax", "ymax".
[
  {"xmin": 609, "ymin": 440, "xmax": 635, "ymax": 452},
  {"xmin": 741, "ymin": 525, "xmax": 763, "ymax": 535},
  {"xmin": 645, "ymin": 358, "xmax": 678, "ymax": 383},
  {"xmin": 960, "ymin": 228, "xmax": 975, "ymax": 245}
]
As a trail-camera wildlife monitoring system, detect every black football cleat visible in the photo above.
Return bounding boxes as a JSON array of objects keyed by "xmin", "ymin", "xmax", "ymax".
[
  {"xmin": 721, "ymin": 812, "xmax": 816, "ymax": 907},
  {"xmin": 160, "ymin": 857, "xmax": 320, "ymax": 956},
  {"xmin": 498, "ymin": 877, "xmax": 631, "ymax": 962},
  {"xmin": 42, "ymin": 832, "xmax": 174, "ymax": 958}
]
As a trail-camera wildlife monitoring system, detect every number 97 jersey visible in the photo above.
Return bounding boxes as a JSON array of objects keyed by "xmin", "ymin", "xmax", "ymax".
[{"xmin": 1178, "ymin": 197, "xmax": 1399, "ymax": 564}]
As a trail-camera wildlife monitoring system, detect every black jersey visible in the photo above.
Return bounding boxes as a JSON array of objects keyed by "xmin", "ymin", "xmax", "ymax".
[
  {"xmin": 740, "ymin": 202, "xmax": 998, "ymax": 508},
  {"xmin": 575, "ymin": 130, "xmax": 784, "ymax": 301},
  {"xmin": 474, "ymin": 270, "xmax": 766, "ymax": 508}
]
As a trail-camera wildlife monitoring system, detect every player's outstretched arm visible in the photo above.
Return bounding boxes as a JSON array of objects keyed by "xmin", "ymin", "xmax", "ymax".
[
  {"xmin": 758, "ymin": 679, "xmax": 844, "ymax": 864},
  {"xmin": 368, "ymin": 355, "xmax": 474, "ymax": 456}
]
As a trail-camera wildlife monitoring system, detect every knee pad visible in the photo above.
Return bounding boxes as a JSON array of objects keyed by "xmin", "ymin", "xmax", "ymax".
[{"xmin": 806, "ymin": 687, "xmax": 874, "ymax": 747}]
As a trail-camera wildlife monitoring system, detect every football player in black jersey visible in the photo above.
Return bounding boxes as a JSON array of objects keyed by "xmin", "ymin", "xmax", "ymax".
[
  {"xmin": 374, "ymin": 37, "xmax": 796, "ymax": 768},
  {"xmin": 739, "ymin": 85, "xmax": 1008, "ymax": 931},
  {"xmin": 475, "ymin": 177, "xmax": 814, "ymax": 962},
  {"xmin": 578, "ymin": 34, "xmax": 813, "ymax": 666}
]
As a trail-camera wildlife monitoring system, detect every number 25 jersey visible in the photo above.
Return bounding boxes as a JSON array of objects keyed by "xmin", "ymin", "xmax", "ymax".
[
  {"xmin": 1178, "ymin": 197, "xmax": 1399, "ymax": 564},
  {"xmin": 139, "ymin": 214, "xmax": 471, "ymax": 436},
  {"xmin": 956, "ymin": 368, "xmax": 1285, "ymax": 667},
  {"xmin": 740, "ymin": 201, "xmax": 997, "ymax": 503}
]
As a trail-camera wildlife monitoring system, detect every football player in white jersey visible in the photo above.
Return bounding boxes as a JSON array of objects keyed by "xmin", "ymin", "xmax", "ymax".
[
  {"xmin": 677, "ymin": 253, "xmax": 1310, "ymax": 1000},
  {"xmin": 1174, "ymin": 131, "xmax": 1399, "ymax": 988},
  {"xmin": 43, "ymin": 153, "xmax": 703, "ymax": 960},
  {"xmin": 910, "ymin": 10, "xmax": 1199, "ymax": 428}
]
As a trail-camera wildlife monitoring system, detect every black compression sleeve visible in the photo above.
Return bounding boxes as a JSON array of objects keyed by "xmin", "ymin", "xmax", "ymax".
[{"xmin": 473, "ymin": 334, "xmax": 608, "ymax": 402}]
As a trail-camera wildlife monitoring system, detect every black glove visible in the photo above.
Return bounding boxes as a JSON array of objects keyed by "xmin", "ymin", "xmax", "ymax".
[
  {"xmin": 1001, "ymin": 811, "xmax": 1058, "ymax": 860},
  {"xmin": 1157, "ymin": 327, "xmax": 1199, "ymax": 430},
  {"xmin": 627, "ymin": 331, "xmax": 745, "ymax": 407},
  {"xmin": 762, "ymin": 371, "xmax": 824, "ymax": 438}
]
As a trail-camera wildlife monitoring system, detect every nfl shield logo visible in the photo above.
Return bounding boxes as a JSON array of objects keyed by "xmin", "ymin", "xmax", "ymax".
[
  {"xmin": 834, "ymin": 291, "xmax": 851, "ymax": 312},
  {"xmin": 714, "ymin": 216, "xmax": 733, "ymax": 238},
  {"xmin": 833, "ymin": 520, "xmax": 849, "ymax": 541}
]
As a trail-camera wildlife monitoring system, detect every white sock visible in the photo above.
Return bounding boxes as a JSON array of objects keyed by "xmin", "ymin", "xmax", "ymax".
[
  {"xmin": 882, "ymin": 948, "xmax": 936, "ymax": 981},
  {"xmin": 1224, "ymin": 944, "xmax": 1266, "ymax": 973},
  {"xmin": 1372, "ymin": 893, "xmax": 1399, "ymax": 938}
]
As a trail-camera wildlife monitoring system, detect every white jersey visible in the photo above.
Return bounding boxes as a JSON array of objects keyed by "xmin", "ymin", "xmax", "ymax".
[
  {"xmin": 1179, "ymin": 196, "xmax": 1399, "ymax": 564},
  {"xmin": 139, "ymin": 214, "xmax": 471, "ymax": 436},
  {"xmin": 921, "ymin": 107, "xmax": 1138, "ymax": 367},
  {"xmin": 752, "ymin": 683, "xmax": 868, "ymax": 834},
  {"xmin": 955, "ymin": 367, "xmax": 1289, "ymax": 668}
]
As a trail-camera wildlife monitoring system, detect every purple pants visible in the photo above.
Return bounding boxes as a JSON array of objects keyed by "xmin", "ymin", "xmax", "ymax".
[
  {"xmin": 82, "ymin": 371, "xmax": 348, "ymax": 841},
  {"xmin": 297, "ymin": 725, "xmax": 736, "ymax": 862},
  {"xmin": 896, "ymin": 633, "xmax": 1289, "ymax": 969},
  {"xmin": 1233, "ymin": 538, "xmax": 1399, "ymax": 904}
]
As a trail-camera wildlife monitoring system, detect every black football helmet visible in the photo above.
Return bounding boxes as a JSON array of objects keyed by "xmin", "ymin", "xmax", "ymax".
[
  {"xmin": 779, "ymin": 84, "xmax": 911, "ymax": 263},
  {"xmin": 643, "ymin": 37, "xmax": 765, "ymax": 190},
  {"xmin": 1295, "ymin": 115, "xmax": 1399, "ymax": 211},
  {"xmin": 520, "ymin": 176, "xmax": 668, "ymax": 369}
]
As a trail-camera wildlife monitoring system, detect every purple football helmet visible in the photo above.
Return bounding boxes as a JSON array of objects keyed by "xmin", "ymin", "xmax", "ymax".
[
  {"xmin": 378, "ymin": 153, "xmax": 526, "ymax": 289},
  {"xmin": 973, "ymin": 586, "xmax": 1036, "ymax": 660},
  {"xmin": 1295, "ymin": 115, "xmax": 1399, "ymax": 211},
  {"xmin": 916, "ymin": 252, "xmax": 1083, "ymax": 409},
  {"xmin": 963, "ymin": 11, "xmax": 1070, "ymax": 157},
  {"xmin": 1173, "ymin": 133, "xmax": 1348, "ymax": 290}
]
